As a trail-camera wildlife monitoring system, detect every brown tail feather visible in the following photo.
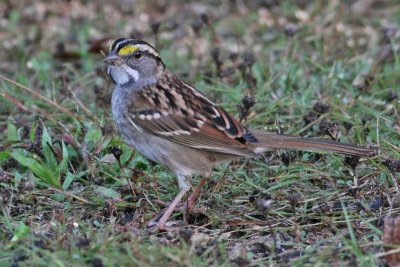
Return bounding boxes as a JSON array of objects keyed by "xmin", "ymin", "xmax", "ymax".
[{"xmin": 251, "ymin": 130, "xmax": 377, "ymax": 157}]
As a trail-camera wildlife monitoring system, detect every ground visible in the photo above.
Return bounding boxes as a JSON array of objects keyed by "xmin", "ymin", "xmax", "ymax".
[{"xmin": 0, "ymin": 1, "xmax": 399, "ymax": 266}]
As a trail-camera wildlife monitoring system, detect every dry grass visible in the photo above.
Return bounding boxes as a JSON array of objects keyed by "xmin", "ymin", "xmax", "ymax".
[{"xmin": 0, "ymin": 0, "xmax": 399, "ymax": 266}]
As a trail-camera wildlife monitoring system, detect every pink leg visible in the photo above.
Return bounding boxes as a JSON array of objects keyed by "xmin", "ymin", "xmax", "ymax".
[
  {"xmin": 150, "ymin": 188, "xmax": 189, "ymax": 231},
  {"xmin": 186, "ymin": 176, "xmax": 208, "ymax": 212}
]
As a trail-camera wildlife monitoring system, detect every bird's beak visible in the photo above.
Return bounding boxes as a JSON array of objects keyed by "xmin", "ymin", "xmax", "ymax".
[{"xmin": 103, "ymin": 51, "xmax": 120, "ymax": 65}]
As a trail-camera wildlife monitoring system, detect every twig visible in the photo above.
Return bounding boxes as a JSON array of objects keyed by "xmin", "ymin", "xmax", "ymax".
[
  {"xmin": 0, "ymin": 90, "xmax": 29, "ymax": 111},
  {"xmin": 373, "ymin": 247, "xmax": 400, "ymax": 259},
  {"xmin": 48, "ymin": 187, "xmax": 90, "ymax": 204},
  {"xmin": 66, "ymin": 84, "xmax": 101, "ymax": 126},
  {"xmin": 0, "ymin": 76, "xmax": 77, "ymax": 119},
  {"xmin": 225, "ymin": 220, "xmax": 274, "ymax": 226},
  {"xmin": 0, "ymin": 89, "xmax": 58, "ymax": 123}
]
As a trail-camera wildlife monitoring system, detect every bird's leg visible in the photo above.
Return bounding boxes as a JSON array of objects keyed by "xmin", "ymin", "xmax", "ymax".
[
  {"xmin": 149, "ymin": 187, "xmax": 189, "ymax": 231},
  {"xmin": 186, "ymin": 174, "xmax": 209, "ymax": 212}
]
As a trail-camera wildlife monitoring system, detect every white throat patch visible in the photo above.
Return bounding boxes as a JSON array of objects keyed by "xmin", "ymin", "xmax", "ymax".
[
  {"xmin": 109, "ymin": 65, "xmax": 140, "ymax": 85},
  {"xmin": 122, "ymin": 65, "xmax": 140, "ymax": 81}
]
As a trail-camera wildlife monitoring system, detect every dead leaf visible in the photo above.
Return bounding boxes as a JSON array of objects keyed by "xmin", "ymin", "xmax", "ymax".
[{"xmin": 383, "ymin": 217, "xmax": 400, "ymax": 266}]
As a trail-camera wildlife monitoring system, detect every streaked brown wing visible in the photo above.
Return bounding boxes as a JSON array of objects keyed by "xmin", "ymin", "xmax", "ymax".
[
  {"xmin": 141, "ymin": 73, "xmax": 258, "ymax": 144},
  {"xmin": 127, "ymin": 110, "xmax": 256, "ymax": 157}
]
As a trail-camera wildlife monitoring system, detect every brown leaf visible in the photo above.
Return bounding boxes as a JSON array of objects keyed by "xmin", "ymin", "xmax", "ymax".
[{"xmin": 382, "ymin": 217, "xmax": 400, "ymax": 266}]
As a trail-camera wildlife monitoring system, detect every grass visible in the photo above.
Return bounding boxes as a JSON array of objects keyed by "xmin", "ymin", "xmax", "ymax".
[{"xmin": 0, "ymin": 0, "xmax": 399, "ymax": 266}]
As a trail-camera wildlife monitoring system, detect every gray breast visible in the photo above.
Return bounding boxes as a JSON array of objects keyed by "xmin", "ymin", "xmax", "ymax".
[{"xmin": 111, "ymin": 85, "xmax": 216, "ymax": 179}]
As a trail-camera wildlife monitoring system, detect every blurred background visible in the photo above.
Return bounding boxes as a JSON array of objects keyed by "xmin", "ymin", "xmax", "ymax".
[{"xmin": 0, "ymin": 0, "xmax": 399, "ymax": 266}]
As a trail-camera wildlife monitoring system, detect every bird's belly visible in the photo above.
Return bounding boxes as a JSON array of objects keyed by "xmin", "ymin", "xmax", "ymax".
[{"xmin": 117, "ymin": 121, "xmax": 214, "ymax": 177}]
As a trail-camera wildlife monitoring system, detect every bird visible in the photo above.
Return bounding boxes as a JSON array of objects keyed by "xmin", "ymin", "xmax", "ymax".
[{"xmin": 103, "ymin": 38, "xmax": 376, "ymax": 231}]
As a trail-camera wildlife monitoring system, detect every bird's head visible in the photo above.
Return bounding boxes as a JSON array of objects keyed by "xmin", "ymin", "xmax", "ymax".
[{"xmin": 103, "ymin": 38, "xmax": 164, "ymax": 86}]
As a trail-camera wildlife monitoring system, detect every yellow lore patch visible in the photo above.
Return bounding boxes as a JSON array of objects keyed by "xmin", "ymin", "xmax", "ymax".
[{"xmin": 118, "ymin": 45, "xmax": 138, "ymax": 56}]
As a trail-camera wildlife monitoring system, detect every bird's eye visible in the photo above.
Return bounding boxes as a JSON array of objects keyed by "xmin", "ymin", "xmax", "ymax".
[{"xmin": 134, "ymin": 51, "xmax": 142, "ymax": 59}]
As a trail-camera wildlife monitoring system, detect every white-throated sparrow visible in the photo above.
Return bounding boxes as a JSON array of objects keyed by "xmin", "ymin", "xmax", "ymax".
[{"xmin": 103, "ymin": 38, "xmax": 376, "ymax": 230}]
